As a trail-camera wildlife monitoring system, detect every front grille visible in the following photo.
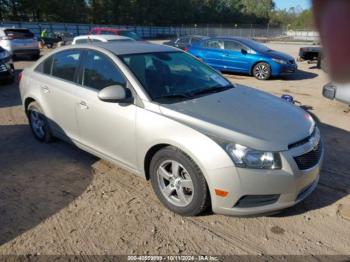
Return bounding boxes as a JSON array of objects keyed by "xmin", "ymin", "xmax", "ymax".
[
  {"xmin": 294, "ymin": 141, "xmax": 322, "ymax": 170},
  {"xmin": 234, "ymin": 194, "xmax": 280, "ymax": 208}
]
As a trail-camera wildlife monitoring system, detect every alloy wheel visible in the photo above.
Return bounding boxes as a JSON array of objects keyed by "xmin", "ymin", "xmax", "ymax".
[
  {"xmin": 254, "ymin": 64, "xmax": 269, "ymax": 79},
  {"xmin": 157, "ymin": 160, "xmax": 194, "ymax": 207},
  {"xmin": 30, "ymin": 110, "xmax": 46, "ymax": 139}
]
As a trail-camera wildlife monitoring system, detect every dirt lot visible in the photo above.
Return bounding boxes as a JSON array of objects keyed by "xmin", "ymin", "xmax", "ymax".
[{"xmin": 0, "ymin": 43, "xmax": 349, "ymax": 256}]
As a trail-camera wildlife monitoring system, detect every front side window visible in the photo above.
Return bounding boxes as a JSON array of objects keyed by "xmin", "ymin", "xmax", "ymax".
[
  {"xmin": 224, "ymin": 40, "xmax": 245, "ymax": 51},
  {"xmin": 120, "ymin": 51, "xmax": 232, "ymax": 101},
  {"xmin": 82, "ymin": 51, "xmax": 125, "ymax": 90},
  {"xmin": 52, "ymin": 50, "xmax": 81, "ymax": 82}
]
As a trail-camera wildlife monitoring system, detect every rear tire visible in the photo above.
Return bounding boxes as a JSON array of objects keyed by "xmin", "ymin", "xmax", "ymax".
[
  {"xmin": 150, "ymin": 146, "xmax": 210, "ymax": 216},
  {"xmin": 27, "ymin": 101, "xmax": 53, "ymax": 143},
  {"xmin": 253, "ymin": 62, "xmax": 271, "ymax": 80}
]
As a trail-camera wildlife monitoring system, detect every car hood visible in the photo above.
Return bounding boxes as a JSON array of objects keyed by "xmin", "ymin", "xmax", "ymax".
[
  {"xmin": 159, "ymin": 85, "xmax": 315, "ymax": 151},
  {"xmin": 264, "ymin": 49, "xmax": 295, "ymax": 62}
]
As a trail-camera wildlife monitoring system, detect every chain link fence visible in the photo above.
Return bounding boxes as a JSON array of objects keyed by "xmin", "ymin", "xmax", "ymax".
[{"xmin": 0, "ymin": 21, "xmax": 319, "ymax": 42}]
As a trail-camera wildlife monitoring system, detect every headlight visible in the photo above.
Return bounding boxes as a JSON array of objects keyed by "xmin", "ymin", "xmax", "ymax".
[
  {"xmin": 272, "ymin": 58, "xmax": 287, "ymax": 64},
  {"xmin": 225, "ymin": 143, "xmax": 282, "ymax": 169}
]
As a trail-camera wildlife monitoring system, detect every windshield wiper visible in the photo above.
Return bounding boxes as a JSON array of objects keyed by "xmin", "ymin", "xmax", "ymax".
[
  {"xmin": 189, "ymin": 85, "xmax": 233, "ymax": 97},
  {"xmin": 153, "ymin": 93, "xmax": 192, "ymax": 100}
]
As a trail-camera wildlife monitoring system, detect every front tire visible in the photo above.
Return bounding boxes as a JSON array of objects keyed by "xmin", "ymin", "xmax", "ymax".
[
  {"xmin": 27, "ymin": 101, "xmax": 53, "ymax": 143},
  {"xmin": 253, "ymin": 62, "xmax": 271, "ymax": 80},
  {"xmin": 150, "ymin": 146, "xmax": 210, "ymax": 216}
]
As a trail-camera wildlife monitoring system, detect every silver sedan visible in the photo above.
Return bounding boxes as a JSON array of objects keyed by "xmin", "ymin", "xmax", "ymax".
[{"xmin": 19, "ymin": 42, "xmax": 323, "ymax": 216}]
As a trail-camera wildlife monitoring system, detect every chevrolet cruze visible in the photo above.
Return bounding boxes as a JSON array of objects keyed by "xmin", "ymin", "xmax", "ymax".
[{"xmin": 19, "ymin": 42, "xmax": 323, "ymax": 216}]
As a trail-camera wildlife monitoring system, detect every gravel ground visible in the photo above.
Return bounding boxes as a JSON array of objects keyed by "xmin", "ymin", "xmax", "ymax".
[{"xmin": 0, "ymin": 43, "xmax": 349, "ymax": 256}]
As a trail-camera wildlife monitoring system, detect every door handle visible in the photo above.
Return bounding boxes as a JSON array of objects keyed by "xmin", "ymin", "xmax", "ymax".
[
  {"xmin": 79, "ymin": 101, "xmax": 89, "ymax": 110},
  {"xmin": 41, "ymin": 86, "xmax": 50, "ymax": 94}
]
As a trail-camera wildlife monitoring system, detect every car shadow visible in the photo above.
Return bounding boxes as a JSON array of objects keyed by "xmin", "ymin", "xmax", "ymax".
[
  {"xmin": 278, "ymin": 69, "xmax": 318, "ymax": 81},
  {"xmin": 0, "ymin": 124, "xmax": 97, "ymax": 245},
  {"xmin": 274, "ymin": 109, "xmax": 350, "ymax": 217}
]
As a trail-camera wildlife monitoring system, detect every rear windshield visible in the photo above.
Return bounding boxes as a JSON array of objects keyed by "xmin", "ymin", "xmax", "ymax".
[{"xmin": 5, "ymin": 29, "xmax": 34, "ymax": 39}]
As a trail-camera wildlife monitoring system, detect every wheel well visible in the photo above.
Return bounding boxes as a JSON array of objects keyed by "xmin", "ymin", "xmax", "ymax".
[
  {"xmin": 24, "ymin": 97, "xmax": 36, "ymax": 114},
  {"xmin": 144, "ymin": 144, "xmax": 170, "ymax": 180}
]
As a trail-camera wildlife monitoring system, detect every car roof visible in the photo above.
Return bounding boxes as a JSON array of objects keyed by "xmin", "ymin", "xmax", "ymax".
[
  {"xmin": 74, "ymin": 35, "xmax": 131, "ymax": 41},
  {"xmin": 179, "ymin": 35, "xmax": 206, "ymax": 38},
  {"xmin": 91, "ymin": 42, "xmax": 178, "ymax": 55},
  {"xmin": 91, "ymin": 27, "xmax": 130, "ymax": 31}
]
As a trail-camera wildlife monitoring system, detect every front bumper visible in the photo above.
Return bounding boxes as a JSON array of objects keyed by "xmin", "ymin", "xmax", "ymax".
[{"xmin": 207, "ymin": 140, "xmax": 323, "ymax": 216}]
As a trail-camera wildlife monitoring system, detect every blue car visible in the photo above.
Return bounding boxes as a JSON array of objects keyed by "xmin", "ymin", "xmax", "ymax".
[{"xmin": 188, "ymin": 37, "xmax": 297, "ymax": 80}]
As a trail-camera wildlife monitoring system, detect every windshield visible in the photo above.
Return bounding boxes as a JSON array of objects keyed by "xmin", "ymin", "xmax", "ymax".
[
  {"xmin": 119, "ymin": 51, "xmax": 233, "ymax": 102},
  {"xmin": 119, "ymin": 31, "xmax": 142, "ymax": 41},
  {"xmin": 241, "ymin": 39, "xmax": 271, "ymax": 53}
]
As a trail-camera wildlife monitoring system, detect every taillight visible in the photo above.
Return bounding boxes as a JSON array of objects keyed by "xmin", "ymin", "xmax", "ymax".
[
  {"xmin": 183, "ymin": 47, "xmax": 189, "ymax": 52},
  {"xmin": 18, "ymin": 72, "xmax": 23, "ymax": 82}
]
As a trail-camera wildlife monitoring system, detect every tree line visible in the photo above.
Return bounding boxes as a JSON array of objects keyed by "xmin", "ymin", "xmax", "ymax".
[{"xmin": 0, "ymin": 0, "xmax": 314, "ymax": 29}]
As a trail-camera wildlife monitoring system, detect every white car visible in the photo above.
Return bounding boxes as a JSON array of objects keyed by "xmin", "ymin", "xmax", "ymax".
[
  {"xmin": 72, "ymin": 35, "xmax": 134, "ymax": 45},
  {"xmin": 0, "ymin": 28, "xmax": 40, "ymax": 59},
  {"xmin": 19, "ymin": 42, "xmax": 323, "ymax": 216}
]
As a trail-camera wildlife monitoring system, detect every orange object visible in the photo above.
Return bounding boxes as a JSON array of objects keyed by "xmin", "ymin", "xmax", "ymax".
[{"xmin": 215, "ymin": 189, "xmax": 228, "ymax": 197}]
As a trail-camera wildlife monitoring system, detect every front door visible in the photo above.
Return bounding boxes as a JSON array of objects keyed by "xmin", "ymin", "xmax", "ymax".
[
  {"xmin": 75, "ymin": 50, "xmax": 138, "ymax": 169},
  {"xmin": 222, "ymin": 40, "xmax": 251, "ymax": 73}
]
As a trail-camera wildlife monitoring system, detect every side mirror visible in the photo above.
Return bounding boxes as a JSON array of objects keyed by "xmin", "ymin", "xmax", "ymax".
[
  {"xmin": 98, "ymin": 85, "xmax": 132, "ymax": 103},
  {"xmin": 241, "ymin": 49, "xmax": 248, "ymax": 55}
]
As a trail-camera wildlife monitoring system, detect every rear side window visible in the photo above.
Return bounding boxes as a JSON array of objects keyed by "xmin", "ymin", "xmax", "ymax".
[
  {"xmin": 178, "ymin": 37, "xmax": 190, "ymax": 44},
  {"xmin": 35, "ymin": 56, "xmax": 54, "ymax": 75},
  {"xmin": 82, "ymin": 50, "xmax": 125, "ymax": 90},
  {"xmin": 52, "ymin": 50, "xmax": 81, "ymax": 82},
  {"xmin": 5, "ymin": 29, "xmax": 34, "ymax": 39},
  {"xmin": 205, "ymin": 39, "xmax": 224, "ymax": 49}
]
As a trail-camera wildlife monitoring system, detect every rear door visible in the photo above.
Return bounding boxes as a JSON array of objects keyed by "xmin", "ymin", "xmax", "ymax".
[
  {"xmin": 201, "ymin": 39, "xmax": 226, "ymax": 70},
  {"xmin": 34, "ymin": 49, "xmax": 83, "ymax": 141},
  {"xmin": 74, "ymin": 50, "xmax": 138, "ymax": 169}
]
